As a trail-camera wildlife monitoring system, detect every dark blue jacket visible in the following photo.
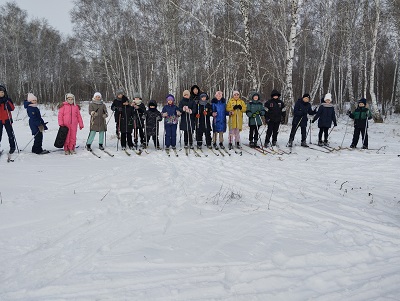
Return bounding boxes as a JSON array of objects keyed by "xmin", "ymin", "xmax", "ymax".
[
  {"xmin": 24, "ymin": 100, "xmax": 48, "ymax": 135},
  {"xmin": 211, "ymin": 97, "xmax": 227, "ymax": 132},
  {"xmin": 162, "ymin": 104, "xmax": 180, "ymax": 125},
  {"xmin": 312, "ymin": 103, "xmax": 337, "ymax": 128},
  {"xmin": 292, "ymin": 99, "xmax": 316, "ymax": 127}
]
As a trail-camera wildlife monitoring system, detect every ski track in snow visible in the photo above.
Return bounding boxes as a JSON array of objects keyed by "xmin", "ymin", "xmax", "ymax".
[{"xmin": 0, "ymin": 104, "xmax": 399, "ymax": 300}]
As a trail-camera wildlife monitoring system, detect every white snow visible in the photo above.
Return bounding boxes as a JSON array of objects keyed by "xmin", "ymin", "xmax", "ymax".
[{"xmin": 1, "ymin": 103, "xmax": 399, "ymax": 300}]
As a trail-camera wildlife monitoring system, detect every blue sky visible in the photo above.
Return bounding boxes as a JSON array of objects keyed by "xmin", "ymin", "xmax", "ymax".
[{"xmin": 0, "ymin": 0, "xmax": 75, "ymax": 36}]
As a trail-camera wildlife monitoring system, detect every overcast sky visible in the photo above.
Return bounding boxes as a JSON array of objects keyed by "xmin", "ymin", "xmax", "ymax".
[{"xmin": 0, "ymin": 0, "xmax": 75, "ymax": 36}]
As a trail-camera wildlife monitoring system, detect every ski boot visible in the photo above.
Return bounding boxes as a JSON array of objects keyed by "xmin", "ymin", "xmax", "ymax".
[
  {"xmin": 249, "ymin": 141, "xmax": 255, "ymax": 148},
  {"xmin": 213, "ymin": 143, "xmax": 219, "ymax": 150},
  {"xmin": 99, "ymin": 144, "xmax": 104, "ymax": 150},
  {"xmin": 236, "ymin": 142, "xmax": 242, "ymax": 149},
  {"xmin": 287, "ymin": 140, "xmax": 293, "ymax": 147},
  {"xmin": 272, "ymin": 141, "xmax": 277, "ymax": 146},
  {"xmin": 350, "ymin": 144, "xmax": 356, "ymax": 148},
  {"xmin": 301, "ymin": 141, "xmax": 309, "ymax": 147},
  {"xmin": 219, "ymin": 143, "xmax": 225, "ymax": 149},
  {"xmin": 323, "ymin": 140, "xmax": 329, "ymax": 146},
  {"xmin": 9, "ymin": 147, "xmax": 15, "ymax": 154},
  {"xmin": 228, "ymin": 143, "xmax": 233, "ymax": 150},
  {"xmin": 86, "ymin": 144, "xmax": 92, "ymax": 151},
  {"xmin": 318, "ymin": 140, "xmax": 323, "ymax": 146},
  {"xmin": 362, "ymin": 145, "xmax": 368, "ymax": 149}
]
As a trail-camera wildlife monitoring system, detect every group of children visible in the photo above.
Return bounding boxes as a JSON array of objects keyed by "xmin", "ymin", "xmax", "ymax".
[{"xmin": 0, "ymin": 83, "xmax": 374, "ymax": 156}]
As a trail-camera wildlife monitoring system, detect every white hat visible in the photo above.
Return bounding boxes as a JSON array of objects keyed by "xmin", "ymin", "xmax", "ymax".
[
  {"xmin": 324, "ymin": 93, "xmax": 332, "ymax": 101},
  {"xmin": 27, "ymin": 93, "xmax": 37, "ymax": 102},
  {"xmin": 93, "ymin": 92, "xmax": 102, "ymax": 100}
]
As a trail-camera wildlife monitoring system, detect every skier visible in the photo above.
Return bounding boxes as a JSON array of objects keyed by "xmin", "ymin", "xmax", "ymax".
[
  {"xmin": 24, "ymin": 93, "xmax": 50, "ymax": 154},
  {"xmin": 226, "ymin": 90, "xmax": 247, "ymax": 149},
  {"xmin": 287, "ymin": 93, "xmax": 316, "ymax": 147},
  {"xmin": 264, "ymin": 89, "xmax": 286, "ymax": 147},
  {"xmin": 119, "ymin": 96, "xmax": 135, "ymax": 150},
  {"xmin": 211, "ymin": 91, "xmax": 227, "ymax": 149},
  {"xmin": 161, "ymin": 94, "xmax": 181, "ymax": 150},
  {"xmin": 143, "ymin": 100, "xmax": 162, "ymax": 149},
  {"xmin": 193, "ymin": 92, "xmax": 212, "ymax": 149},
  {"xmin": 110, "ymin": 89, "xmax": 125, "ymax": 138},
  {"xmin": 178, "ymin": 89, "xmax": 195, "ymax": 149},
  {"xmin": 312, "ymin": 93, "xmax": 337, "ymax": 146},
  {"xmin": 0, "ymin": 85, "xmax": 16, "ymax": 154},
  {"xmin": 131, "ymin": 93, "xmax": 146, "ymax": 148},
  {"xmin": 86, "ymin": 92, "xmax": 108, "ymax": 151},
  {"xmin": 190, "ymin": 84, "xmax": 202, "ymax": 104},
  {"xmin": 58, "ymin": 93, "xmax": 84, "ymax": 155},
  {"xmin": 348, "ymin": 98, "xmax": 372, "ymax": 149},
  {"xmin": 246, "ymin": 92, "xmax": 265, "ymax": 148}
]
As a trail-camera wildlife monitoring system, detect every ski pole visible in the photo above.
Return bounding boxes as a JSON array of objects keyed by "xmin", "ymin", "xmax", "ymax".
[
  {"xmin": 144, "ymin": 113, "xmax": 148, "ymax": 149},
  {"xmin": 362, "ymin": 118, "xmax": 368, "ymax": 148},
  {"xmin": 340, "ymin": 116, "xmax": 351, "ymax": 149},
  {"xmin": 5, "ymin": 104, "xmax": 19, "ymax": 153}
]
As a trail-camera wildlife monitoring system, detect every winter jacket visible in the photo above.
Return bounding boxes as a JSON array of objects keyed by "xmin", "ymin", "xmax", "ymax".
[
  {"xmin": 292, "ymin": 98, "xmax": 316, "ymax": 127},
  {"xmin": 24, "ymin": 100, "xmax": 48, "ymax": 135},
  {"xmin": 144, "ymin": 108, "xmax": 162, "ymax": 136},
  {"xmin": 0, "ymin": 97, "xmax": 14, "ymax": 125},
  {"xmin": 211, "ymin": 97, "xmax": 227, "ymax": 132},
  {"xmin": 119, "ymin": 104, "xmax": 134, "ymax": 133},
  {"xmin": 111, "ymin": 96, "xmax": 126, "ymax": 122},
  {"xmin": 226, "ymin": 97, "xmax": 247, "ymax": 130},
  {"xmin": 88, "ymin": 101, "xmax": 108, "ymax": 132},
  {"xmin": 312, "ymin": 103, "xmax": 337, "ymax": 128},
  {"xmin": 162, "ymin": 104, "xmax": 180, "ymax": 125},
  {"xmin": 58, "ymin": 102, "xmax": 84, "ymax": 129},
  {"xmin": 132, "ymin": 101, "xmax": 146, "ymax": 129},
  {"xmin": 264, "ymin": 98, "xmax": 286, "ymax": 123},
  {"xmin": 246, "ymin": 100, "xmax": 265, "ymax": 126},
  {"xmin": 178, "ymin": 97, "xmax": 196, "ymax": 131},
  {"xmin": 349, "ymin": 107, "xmax": 372, "ymax": 128},
  {"xmin": 193, "ymin": 100, "xmax": 212, "ymax": 131}
]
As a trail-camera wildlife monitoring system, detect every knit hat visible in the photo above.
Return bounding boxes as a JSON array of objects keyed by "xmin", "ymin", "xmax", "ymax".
[
  {"xmin": 199, "ymin": 93, "xmax": 208, "ymax": 99},
  {"xmin": 233, "ymin": 90, "xmax": 240, "ymax": 96},
  {"xmin": 251, "ymin": 92, "xmax": 261, "ymax": 100},
  {"xmin": 302, "ymin": 93, "xmax": 311, "ymax": 99},
  {"xmin": 65, "ymin": 93, "xmax": 75, "ymax": 105},
  {"xmin": 27, "ymin": 93, "xmax": 37, "ymax": 102},
  {"xmin": 93, "ymin": 92, "xmax": 102, "ymax": 99},
  {"xmin": 215, "ymin": 91, "xmax": 223, "ymax": 97},
  {"xmin": 183, "ymin": 90, "xmax": 190, "ymax": 97},
  {"xmin": 358, "ymin": 98, "xmax": 367, "ymax": 105},
  {"xmin": 166, "ymin": 94, "xmax": 175, "ymax": 103},
  {"xmin": 0, "ymin": 85, "xmax": 8, "ymax": 98},
  {"xmin": 116, "ymin": 89, "xmax": 124, "ymax": 96},
  {"xmin": 148, "ymin": 100, "xmax": 157, "ymax": 107},
  {"xmin": 271, "ymin": 89, "xmax": 281, "ymax": 97},
  {"xmin": 133, "ymin": 93, "xmax": 142, "ymax": 99},
  {"xmin": 324, "ymin": 93, "xmax": 332, "ymax": 101}
]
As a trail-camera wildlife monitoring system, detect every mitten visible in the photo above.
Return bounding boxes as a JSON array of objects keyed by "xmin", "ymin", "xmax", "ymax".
[
  {"xmin": 162, "ymin": 112, "xmax": 168, "ymax": 117},
  {"xmin": 177, "ymin": 111, "xmax": 182, "ymax": 116},
  {"xmin": 38, "ymin": 125, "xmax": 44, "ymax": 132},
  {"xmin": 183, "ymin": 106, "xmax": 188, "ymax": 112},
  {"xmin": 102, "ymin": 114, "xmax": 107, "ymax": 118},
  {"xmin": 233, "ymin": 105, "xmax": 238, "ymax": 110},
  {"xmin": 237, "ymin": 105, "xmax": 242, "ymax": 110},
  {"xmin": 90, "ymin": 111, "xmax": 96, "ymax": 116},
  {"xmin": 203, "ymin": 110, "xmax": 207, "ymax": 116},
  {"xmin": 252, "ymin": 113, "xmax": 256, "ymax": 118},
  {"xmin": 196, "ymin": 113, "xmax": 200, "ymax": 118}
]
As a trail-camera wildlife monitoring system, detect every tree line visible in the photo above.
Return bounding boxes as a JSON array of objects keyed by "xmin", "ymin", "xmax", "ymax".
[{"xmin": 1, "ymin": 0, "xmax": 400, "ymax": 121}]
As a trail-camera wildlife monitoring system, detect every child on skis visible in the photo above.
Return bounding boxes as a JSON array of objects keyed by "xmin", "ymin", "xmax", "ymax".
[
  {"xmin": 226, "ymin": 90, "xmax": 246, "ymax": 149},
  {"xmin": 246, "ymin": 92, "xmax": 265, "ymax": 148},
  {"xmin": 58, "ymin": 93, "xmax": 84, "ymax": 155},
  {"xmin": 193, "ymin": 92, "xmax": 212, "ymax": 149},
  {"xmin": 110, "ymin": 89, "xmax": 125, "ymax": 138},
  {"xmin": 24, "ymin": 93, "xmax": 49, "ymax": 154},
  {"xmin": 143, "ymin": 100, "xmax": 162, "ymax": 149},
  {"xmin": 348, "ymin": 98, "xmax": 372, "ymax": 149},
  {"xmin": 287, "ymin": 93, "xmax": 316, "ymax": 147},
  {"xmin": 161, "ymin": 94, "xmax": 181, "ymax": 150},
  {"xmin": 131, "ymin": 93, "xmax": 146, "ymax": 148},
  {"xmin": 178, "ymin": 89, "xmax": 195, "ymax": 149},
  {"xmin": 312, "ymin": 93, "xmax": 337, "ymax": 146},
  {"xmin": 0, "ymin": 85, "xmax": 16, "ymax": 154},
  {"xmin": 211, "ymin": 91, "xmax": 227, "ymax": 149},
  {"xmin": 119, "ymin": 96, "xmax": 135, "ymax": 150},
  {"xmin": 190, "ymin": 85, "xmax": 202, "ymax": 104},
  {"xmin": 86, "ymin": 92, "xmax": 108, "ymax": 151},
  {"xmin": 264, "ymin": 89, "xmax": 286, "ymax": 147}
]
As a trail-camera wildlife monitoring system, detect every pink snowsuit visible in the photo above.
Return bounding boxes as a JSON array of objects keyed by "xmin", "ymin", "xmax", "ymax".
[{"xmin": 58, "ymin": 102, "xmax": 84, "ymax": 151}]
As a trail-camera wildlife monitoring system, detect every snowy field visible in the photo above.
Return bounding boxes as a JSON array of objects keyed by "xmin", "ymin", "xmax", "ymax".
[{"xmin": 1, "ymin": 103, "xmax": 400, "ymax": 301}]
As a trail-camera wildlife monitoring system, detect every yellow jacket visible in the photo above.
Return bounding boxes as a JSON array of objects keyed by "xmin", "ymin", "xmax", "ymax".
[{"xmin": 226, "ymin": 97, "xmax": 247, "ymax": 130}]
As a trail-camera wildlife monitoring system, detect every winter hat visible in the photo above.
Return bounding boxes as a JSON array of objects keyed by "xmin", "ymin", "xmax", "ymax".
[
  {"xmin": 271, "ymin": 89, "xmax": 281, "ymax": 97},
  {"xmin": 65, "ymin": 93, "xmax": 75, "ymax": 105},
  {"xmin": 166, "ymin": 94, "xmax": 175, "ymax": 103},
  {"xmin": 302, "ymin": 93, "xmax": 310, "ymax": 99},
  {"xmin": 232, "ymin": 90, "xmax": 240, "ymax": 96},
  {"xmin": 251, "ymin": 92, "xmax": 261, "ymax": 100},
  {"xmin": 215, "ymin": 91, "xmax": 223, "ymax": 97},
  {"xmin": 132, "ymin": 98, "xmax": 142, "ymax": 105},
  {"xmin": 93, "ymin": 92, "xmax": 102, "ymax": 99},
  {"xmin": 190, "ymin": 85, "xmax": 200, "ymax": 94},
  {"xmin": 27, "ymin": 93, "xmax": 37, "ymax": 102},
  {"xmin": 358, "ymin": 98, "xmax": 367, "ymax": 105},
  {"xmin": 0, "ymin": 85, "xmax": 8, "ymax": 98},
  {"xmin": 133, "ymin": 93, "xmax": 142, "ymax": 99},
  {"xmin": 199, "ymin": 93, "xmax": 208, "ymax": 99},
  {"xmin": 116, "ymin": 89, "xmax": 124, "ymax": 96},
  {"xmin": 324, "ymin": 93, "xmax": 332, "ymax": 101},
  {"xmin": 183, "ymin": 90, "xmax": 190, "ymax": 97},
  {"xmin": 121, "ymin": 95, "xmax": 129, "ymax": 103},
  {"xmin": 148, "ymin": 100, "xmax": 157, "ymax": 107}
]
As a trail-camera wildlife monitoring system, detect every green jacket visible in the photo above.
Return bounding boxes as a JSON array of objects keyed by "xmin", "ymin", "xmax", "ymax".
[
  {"xmin": 246, "ymin": 101, "xmax": 265, "ymax": 126},
  {"xmin": 350, "ymin": 107, "xmax": 372, "ymax": 128}
]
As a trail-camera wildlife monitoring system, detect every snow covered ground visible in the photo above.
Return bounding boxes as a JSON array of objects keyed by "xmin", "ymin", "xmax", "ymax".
[{"xmin": 1, "ymin": 103, "xmax": 399, "ymax": 301}]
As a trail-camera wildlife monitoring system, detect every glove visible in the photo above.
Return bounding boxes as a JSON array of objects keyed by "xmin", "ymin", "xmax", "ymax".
[
  {"xmin": 346, "ymin": 110, "xmax": 351, "ymax": 116},
  {"xmin": 80, "ymin": 125, "xmax": 84, "ymax": 130},
  {"xmin": 162, "ymin": 112, "xmax": 168, "ymax": 117},
  {"xmin": 229, "ymin": 111, "xmax": 234, "ymax": 116},
  {"xmin": 255, "ymin": 111, "xmax": 260, "ymax": 115},
  {"xmin": 203, "ymin": 110, "xmax": 207, "ymax": 116},
  {"xmin": 187, "ymin": 109, "xmax": 192, "ymax": 114},
  {"xmin": 156, "ymin": 116, "xmax": 161, "ymax": 121},
  {"xmin": 90, "ymin": 111, "xmax": 96, "ymax": 116},
  {"xmin": 212, "ymin": 112, "xmax": 217, "ymax": 117},
  {"xmin": 196, "ymin": 113, "xmax": 200, "ymax": 119},
  {"xmin": 233, "ymin": 105, "xmax": 238, "ymax": 110},
  {"xmin": 183, "ymin": 106, "xmax": 188, "ymax": 112},
  {"xmin": 176, "ymin": 111, "xmax": 182, "ymax": 116},
  {"xmin": 102, "ymin": 114, "xmax": 107, "ymax": 118},
  {"xmin": 237, "ymin": 105, "xmax": 242, "ymax": 110},
  {"xmin": 38, "ymin": 125, "xmax": 44, "ymax": 132},
  {"xmin": 334, "ymin": 123, "xmax": 337, "ymax": 127},
  {"xmin": 252, "ymin": 113, "xmax": 256, "ymax": 118},
  {"xmin": 94, "ymin": 112, "xmax": 98, "ymax": 116}
]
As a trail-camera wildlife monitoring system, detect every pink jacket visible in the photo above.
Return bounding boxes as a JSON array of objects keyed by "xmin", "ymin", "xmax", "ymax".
[{"xmin": 58, "ymin": 102, "xmax": 84, "ymax": 129}]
